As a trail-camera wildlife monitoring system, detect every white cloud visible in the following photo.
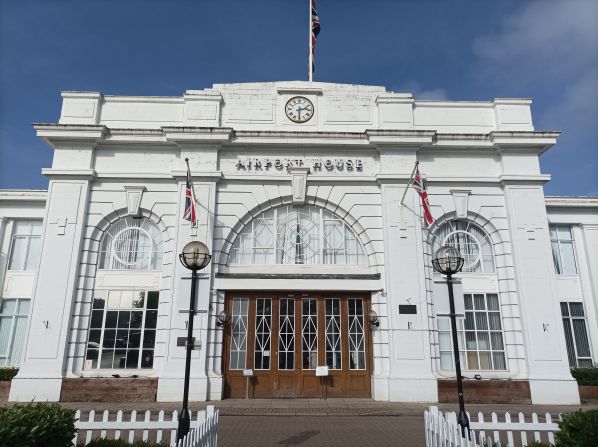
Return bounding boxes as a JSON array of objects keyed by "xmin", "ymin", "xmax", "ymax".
[{"xmin": 473, "ymin": 0, "xmax": 598, "ymax": 131}]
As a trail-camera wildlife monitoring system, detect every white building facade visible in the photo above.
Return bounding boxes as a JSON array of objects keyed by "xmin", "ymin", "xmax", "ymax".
[{"xmin": 1, "ymin": 81, "xmax": 596, "ymax": 404}]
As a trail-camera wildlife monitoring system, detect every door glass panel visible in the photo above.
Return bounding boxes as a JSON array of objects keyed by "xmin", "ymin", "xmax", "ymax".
[
  {"xmin": 278, "ymin": 298, "xmax": 295, "ymax": 370},
  {"xmin": 325, "ymin": 298, "xmax": 342, "ymax": 370},
  {"xmin": 348, "ymin": 298, "xmax": 366, "ymax": 370},
  {"xmin": 254, "ymin": 298, "xmax": 272, "ymax": 370},
  {"xmin": 230, "ymin": 298, "xmax": 248, "ymax": 370},
  {"xmin": 302, "ymin": 298, "xmax": 318, "ymax": 369}
]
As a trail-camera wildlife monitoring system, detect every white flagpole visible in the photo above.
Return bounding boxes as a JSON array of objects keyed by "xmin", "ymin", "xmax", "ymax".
[
  {"xmin": 400, "ymin": 161, "xmax": 419, "ymax": 206},
  {"xmin": 308, "ymin": 0, "xmax": 313, "ymax": 82}
]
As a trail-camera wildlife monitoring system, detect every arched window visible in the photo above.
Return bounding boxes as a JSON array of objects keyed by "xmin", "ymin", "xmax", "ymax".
[
  {"xmin": 98, "ymin": 217, "xmax": 163, "ymax": 270},
  {"xmin": 230, "ymin": 205, "xmax": 366, "ymax": 265},
  {"xmin": 431, "ymin": 220, "xmax": 495, "ymax": 273}
]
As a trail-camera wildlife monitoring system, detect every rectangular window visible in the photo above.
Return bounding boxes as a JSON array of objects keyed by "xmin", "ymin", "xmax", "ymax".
[
  {"xmin": 8, "ymin": 221, "xmax": 42, "ymax": 271},
  {"xmin": 0, "ymin": 298, "xmax": 30, "ymax": 366},
  {"xmin": 325, "ymin": 298, "xmax": 342, "ymax": 370},
  {"xmin": 438, "ymin": 293, "xmax": 507, "ymax": 371},
  {"xmin": 254, "ymin": 298, "xmax": 271, "ymax": 370},
  {"xmin": 229, "ymin": 298, "xmax": 248, "ymax": 370},
  {"xmin": 561, "ymin": 302, "xmax": 593, "ymax": 368},
  {"xmin": 301, "ymin": 298, "xmax": 318, "ymax": 369},
  {"xmin": 348, "ymin": 298, "xmax": 366, "ymax": 370},
  {"xmin": 84, "ymin": 290, "xmax": 158, "ymax": 370},
  {"xmin": 278, "ymin": 298, "xmax": 295, "ymax": 370},
  {"xmin": 550, "ymin": 225, "xmax": 577, "ymax": 275}
]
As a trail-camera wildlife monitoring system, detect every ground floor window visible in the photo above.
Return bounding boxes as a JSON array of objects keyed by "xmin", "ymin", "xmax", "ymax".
[
  {"xmin": 438, "ymin": 293, "xmax": 507, "ymax": 371},
  {"xmin": 84, "ymin": 290, "xmax": 158, "ymax": 370},
  {"xmin": 561, "ymin": 301, "xmax": 593, "ymax": 368},
  {"xmin": 0, "ymin": 298, "xmax": 30, "ymax": 366}
]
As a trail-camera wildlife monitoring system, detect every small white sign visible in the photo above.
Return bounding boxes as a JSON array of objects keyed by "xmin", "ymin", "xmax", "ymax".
[
  {"xmin": 242, "ymin": 369, "xmax": 254, "ymax": 377},
  {"xmin": 315, "ymin": 366, "xmax": 329, "ymax": 377}
]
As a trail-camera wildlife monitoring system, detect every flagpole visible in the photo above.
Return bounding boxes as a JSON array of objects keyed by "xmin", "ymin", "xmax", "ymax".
[
  {"xmin": 308, "ymin": 0, "xmax": 313, "ymax": 82},
  {"xmin": 400, "ymin": 161, "xmax": 419, "ymax": 206}
]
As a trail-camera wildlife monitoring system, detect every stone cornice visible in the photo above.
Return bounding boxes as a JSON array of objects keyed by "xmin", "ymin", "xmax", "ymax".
[
  {"xmin": 545, "ymin": 196, "xmax": 598, "ymax": 208},
  {"xmin": 0, "ymin": 190, "xmax": 47, "ymax": 201},
  {"xmin": 33, "ymin": 124, "xmax": 106, "ymax": 148}
]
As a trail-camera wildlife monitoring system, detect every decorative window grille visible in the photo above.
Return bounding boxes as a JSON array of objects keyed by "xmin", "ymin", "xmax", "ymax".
[
  {"xmin": 84, "ymin": 290, "xmax": 159, "ymax": 369},
  {"xmin": 431, "ymin": 220, "xmax": 495, "ymax": 273},
  {"xmin": 254, "ymin": 299, "xmax": 271, "ymax": 370},
  {"xmin": 230, "ymin": 205, "xmax": 366, "ymax": 265},
  {"xmin": 8, "ymin": 220, "xmax": 42, "ymax": 271},
  {"xmin": 229, "ymin": 298, "xmax": 249, "ymax": 370},
  {"xmin": 348, "ymin": 298, "xmax": 366, "ymax": 370},
  {"xmin": 0, "ymin": 298, "xmax": 30, "ymax": 366},
  {"xmin": 550, "ymin": 225, "xmax": 578, "ymax": 275},
  {"xmin": 325, "ymin": 298, "xmax": 342, "ymax": 370},
  {"xmin": 98, "ymin": 217, "xmax": 163, "ymax": 270},
  {"xmin": 278, "ymin": 298, "xmax": 295, "ymax": 370},
  {"xmin": 561, "ymin": 302, "xmax": 593, "ymax": 367},
  {"xmin": 438, "ymin": 293, "xmax": 507, "ymax": 371},
  {"xmin": 301, "ymin": 298, "xmax": 318, "ymax": 370}
]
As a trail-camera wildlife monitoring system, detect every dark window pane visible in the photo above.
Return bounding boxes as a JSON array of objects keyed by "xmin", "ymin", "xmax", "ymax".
[
  {"xmin": 130, "ymin": 311, "xmax": 143, "ymax": 329},
  {"xmin": 126, "ymin": 350, "xmax": 139, "ymax": 368},
  {"xmin": 147, "ymin": 291, "xmax": 159, "ymax": 309},
  {"xmin": 128, "ymin": 330, "xmax": 141, "ymax": 349},
  {"xmin": 117, "ymin": 311, "xmax": 131, "ymax": 328},
  {"xmin": 560, "ymin": 302, "xmax": 569, "ymax": 317},
  {"xmin": 569, "ymin": 303, "xmax": 584, "ymax": 317},
  {"xmin": 562, "ymin": 319, "xmax": 577, "ymax": 367},
  {"xmin": 115, "ymin": 329, "xmax": 129, "ymax": 349},
  {"xmin": 105, "ymin": 311, "xmax": 118, "ymax": 328},
  {"xmin": 90, "ymin": 310, "xmax": 104, "ymax": 328},
  {"xmin": 132, "ymin": 292, "xmax": 145, "ymax": 309},
  {"xmin": 572, "ymin": 320, "xmax": 591, "ymax": 357},
  {"xmin": 100, "ymin": 350, "xmax": 114, "ymax": 369},
  {"xmin": 93, "ymin": 298, "xmax": 105, "ymax": 310},
  {"xmin": 141, "ymin": 350, "xmax": 154, "ymax": 368},
  {"xmin": 85, "ymin": 349, "xmax": 98, "ymax": 368},
  {"xmin": 145, "ymin": 310, "xmax": 158, "ymax": 329},
  {"xmin": 143, "ymin": 330, "xmax": 156, "ymax": 349},
  {"xmin": 88, "ymin": 329, "xmax": 101, "ymax": 346},
  {"xmin": 103, "ymin": 329, "xmax": 116, "ymax": 349}
]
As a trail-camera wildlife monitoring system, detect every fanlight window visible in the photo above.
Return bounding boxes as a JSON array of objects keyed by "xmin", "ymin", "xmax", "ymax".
[
  {"xmin": 99, "ymin": 217, "xmax": 163, "ymax": 270},
  {"xmin": 432, "ymin": 220, "xmax": 495, "ymax": 273},
  {"xmin": 230, "ymin": 205, "xmax": 366, "ymax": 265}
]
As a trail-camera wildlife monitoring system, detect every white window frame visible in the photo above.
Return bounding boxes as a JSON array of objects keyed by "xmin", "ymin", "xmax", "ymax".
[
  {"xmin": 0, "ymin": 298, "xmax": 30, "ymax": 366},
  {"xmin": 560, "ymin": 301, "xmax": 593, "ymax": 368},
  {"xmin": 230, "ymin": 205, "xmax": 366, "ymax": 265},
  {"xmin": 550, "ymin": 225, "xmax": 578, "ymax": 275},
  {"xmin": 7, "ymin": 220, "xmax": 42, "ymax": 271},
  {"xmin": 438, "ymin": 293, "xmax": 507, "ymax": 372}
]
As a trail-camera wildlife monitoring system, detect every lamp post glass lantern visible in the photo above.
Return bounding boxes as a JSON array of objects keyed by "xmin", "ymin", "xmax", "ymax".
[
  {"xmin": 432, "ymin": 245, "xmax": 469, "ymax": 437},
  {"xmin": 177, "ymin": 241, "xmax": 211, "ymax": 441}
]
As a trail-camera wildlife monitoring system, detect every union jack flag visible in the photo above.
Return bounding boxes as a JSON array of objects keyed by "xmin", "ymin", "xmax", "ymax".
[
  {"xmin": 412, "ymin": 165, "xmax": 434, "ymax": 227},
  {"xmin": 183, "ymin": 158, "xmax": 197, "ymax": 226},
  {"xmin": 311, "ymin": 0, "xmax": 320, "ymax": 73}
]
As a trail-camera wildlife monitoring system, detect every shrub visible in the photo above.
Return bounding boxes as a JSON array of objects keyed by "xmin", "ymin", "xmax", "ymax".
[
  {"xmin": 0, "ymin": 367, "xmax": 19, "ymax": 381},
  {"xmin": 555, "ymin": 409, "xmax": 598, "ymax": 447},
  {"xmin": 78, "ymin": 440, "xmax": 169, "ymax": 447},
  {"xmin": 0, "ymin": 403, "xmax": 77, "ymax": 447},
  {"xmin": 570, "ymin": 367, "xmax": 598, "ymax": 386}
]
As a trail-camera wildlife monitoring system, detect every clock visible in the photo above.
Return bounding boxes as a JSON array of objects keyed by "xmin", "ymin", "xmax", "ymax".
[{"xmin": 285, "ymin": 96, "xmax": 314, "ymax": 123}]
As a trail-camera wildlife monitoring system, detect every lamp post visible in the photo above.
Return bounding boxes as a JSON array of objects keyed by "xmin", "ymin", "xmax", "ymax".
[
  {"xmin": 177, "ymin": 241, "xmax": 211, "ymax": 442},
  {"xmin": 432, "ymin": 245, "xmax": 469, "ymax": 437}
]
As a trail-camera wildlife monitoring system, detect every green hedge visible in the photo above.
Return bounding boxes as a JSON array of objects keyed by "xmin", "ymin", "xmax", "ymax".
[
  {"xmin": 0, "ymin": 367, "xmax": 18, "ymax": 381},
  {"xmin": 0, "ymin": 403, "xmax": 77, "ymax": 447},
  {"xmin": 78, "ymin": 440, "xmax": 169, "ymax": 447},
  {"xmin": 556, "ymin": 409, "xmax": 598, "ymax": 447},
  {"xmin": 570, "ymin": 367, "xmax": 598, "ymax": 386}
]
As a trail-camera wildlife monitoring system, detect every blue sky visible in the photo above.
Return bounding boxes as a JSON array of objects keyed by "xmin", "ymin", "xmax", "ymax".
[{"xmin": 1, "ymin": 0, "xmax": 597, "ymax": 195}]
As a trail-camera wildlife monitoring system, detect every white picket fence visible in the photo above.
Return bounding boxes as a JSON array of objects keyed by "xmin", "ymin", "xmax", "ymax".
[
  {"xmin": 424, "ymin": 406, "xmax": 560, "ymax": 447},
  {"xmin": 73, "ymin": 405, "xmax": 218, "ymax": 447}
]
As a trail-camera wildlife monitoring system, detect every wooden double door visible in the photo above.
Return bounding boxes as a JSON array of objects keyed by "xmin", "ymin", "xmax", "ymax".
[{"xmin": 223, "ymin": 292, "xmax": 372, "ymax": 398}]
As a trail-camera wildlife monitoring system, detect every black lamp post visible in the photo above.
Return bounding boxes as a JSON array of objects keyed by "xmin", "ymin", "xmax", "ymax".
[
  {"xmin": 177, "ymin": 241, "xmax": 211, "ymax": 442},
  {"xmin": 432, "ymin": 245, "xmax": 469, "ymax": 437}
]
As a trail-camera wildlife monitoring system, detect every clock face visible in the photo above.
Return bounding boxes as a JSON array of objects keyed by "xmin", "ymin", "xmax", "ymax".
[{"xmin": 285, "ymin": 96, "xmax": 314, "ymax": 123}]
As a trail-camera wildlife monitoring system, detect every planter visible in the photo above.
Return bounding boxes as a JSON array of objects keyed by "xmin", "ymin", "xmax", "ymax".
[
  {"xmin": 60, "ymin": 378, "xmax": 158, "ymax": 402},
  {"xmin": 438, "ymin": 379, "xmax": 531, "ymax": 404},
  {"xmin": 579, "ymin": 385, "xmax": 598, "ymax": 401}
]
